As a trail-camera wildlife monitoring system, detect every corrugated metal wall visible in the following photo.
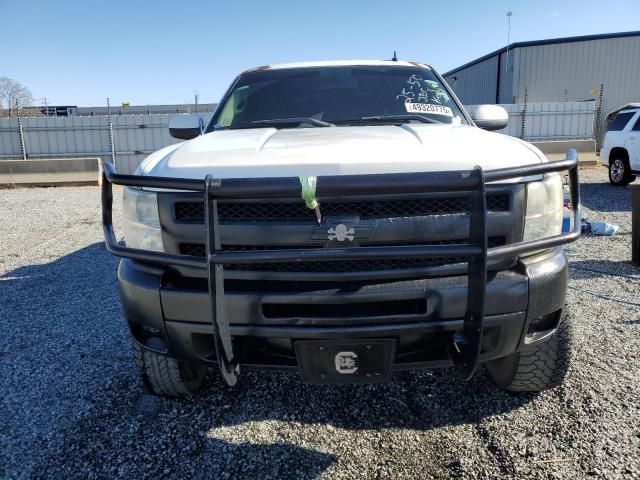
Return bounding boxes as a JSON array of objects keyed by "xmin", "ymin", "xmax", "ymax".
[
  {"xmin": 445, "ymin": 34, "xmax": 640, "ymax": 143},
  {"xmin": 500, "ymin": 50, "xmax": 515, "ymax": 104},
  {"xmin": 443, "ymin": 55, "xmax": 499, "ymax": 105},
  {"xmin": 0, "ymin": 119, "xmax": 22, "ymax": 157},
  {"xmin": 511, "ymin": 35, "xmax": 640, "ymax": 141},
  {"xmin": 511, "ymin": 36, "xmax": 640, "ymax": 103},
  {"xmin": 0, "ymin": 113, "xmax": 211, "ymax": 174}
]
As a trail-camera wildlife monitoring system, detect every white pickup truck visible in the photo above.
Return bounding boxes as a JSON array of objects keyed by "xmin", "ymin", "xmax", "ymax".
[{"xmin": 100, "ymin": 60, "xmax": 581, "ymax": 397}]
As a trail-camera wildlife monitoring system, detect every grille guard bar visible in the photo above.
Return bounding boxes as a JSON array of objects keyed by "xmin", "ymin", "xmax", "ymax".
[{"xmin": 100, "ymin": 150, "xmax": 581, "ymax": 386}]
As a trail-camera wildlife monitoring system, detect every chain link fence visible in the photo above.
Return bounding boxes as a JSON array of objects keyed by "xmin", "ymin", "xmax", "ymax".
[
  {"xmin": 450, "ymin": 83, "xmax": 608, "ymax": 150},
  {"xmin": 467, "ymin": 98, "xmax": 597, "ymax": 141}
]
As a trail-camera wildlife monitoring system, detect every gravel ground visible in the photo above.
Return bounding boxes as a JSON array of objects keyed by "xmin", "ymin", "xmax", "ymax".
[{"xmin": 1, "ymin": 167, "xmax": 639, "ymax": 479}]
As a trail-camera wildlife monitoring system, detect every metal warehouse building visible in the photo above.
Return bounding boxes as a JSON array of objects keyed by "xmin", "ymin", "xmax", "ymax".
[{"xmin": 443, "ymin": 31, "xmax": 640, "ymax": 142}]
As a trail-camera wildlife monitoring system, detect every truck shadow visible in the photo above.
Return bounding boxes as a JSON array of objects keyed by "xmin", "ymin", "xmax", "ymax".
[
  {"xmin": 2, "ymin": 242, "xmax": 534, "ymax": 478},
  {"xmin": 568, "ymin": 259, "xmax": 640, "ymax": 280},
  {"xmin": 579, "ymin": 181, "xmax": 631, "ymax": 213}
]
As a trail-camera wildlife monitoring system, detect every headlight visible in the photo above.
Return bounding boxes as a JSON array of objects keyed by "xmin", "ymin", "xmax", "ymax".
[
  {"xmin": 523, "ymin": 174, "xmax": 563, "ymax": 242},
  {"xmin": 122, "ymin": 187, "xmax": 164, "ymax": 251}
]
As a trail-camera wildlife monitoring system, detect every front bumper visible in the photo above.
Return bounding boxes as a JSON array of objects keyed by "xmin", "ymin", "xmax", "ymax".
[
  {"xmin": 102, "ymin": 153, "xmax": 580, "ymax": 384},
  {"xmin": 120, "ymin": 247, "xmax": 568, "ymax": 371}
]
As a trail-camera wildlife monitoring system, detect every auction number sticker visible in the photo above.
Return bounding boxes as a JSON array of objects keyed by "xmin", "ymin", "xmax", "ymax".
[{"xmin": 404, "ymin": 103, "xmax": 453, "ymax": 117}]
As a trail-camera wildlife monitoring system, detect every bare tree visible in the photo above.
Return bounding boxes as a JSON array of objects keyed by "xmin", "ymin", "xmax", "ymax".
[{"xmin": 0, "ymin": 77, "xmax": 35, "ymax": 117}]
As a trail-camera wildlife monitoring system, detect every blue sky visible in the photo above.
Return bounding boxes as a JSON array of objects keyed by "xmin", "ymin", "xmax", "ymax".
[{"xmin": 2, "ymin": 0, "xmax": 639, "ymax": 106}]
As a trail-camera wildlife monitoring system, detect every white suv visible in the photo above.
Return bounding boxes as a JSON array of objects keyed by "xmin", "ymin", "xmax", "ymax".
[{"xmin": 601, "ymin": 107, "xmax": 640, "ymax": 186}]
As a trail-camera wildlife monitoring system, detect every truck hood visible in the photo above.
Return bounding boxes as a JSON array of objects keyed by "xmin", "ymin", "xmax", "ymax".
[{"xmin": 140, "ymin": 123, "xmax": 546, "ymax": 181}]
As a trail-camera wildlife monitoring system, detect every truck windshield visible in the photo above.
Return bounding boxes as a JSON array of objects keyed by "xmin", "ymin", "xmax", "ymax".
[{"xmin": 209, "ymin": 65, "xmax": 467, "ymax": 131}]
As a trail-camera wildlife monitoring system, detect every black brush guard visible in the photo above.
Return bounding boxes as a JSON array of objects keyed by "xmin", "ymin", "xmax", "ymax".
[{"xmin": 100, "ymin": 151, "xmax": 581, "ymax": 386}]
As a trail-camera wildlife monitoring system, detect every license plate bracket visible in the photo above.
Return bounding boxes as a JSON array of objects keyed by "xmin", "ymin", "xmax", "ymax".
[{"xmin": 294, "ymin": 339, "xmax": 396, "ymax": 384}]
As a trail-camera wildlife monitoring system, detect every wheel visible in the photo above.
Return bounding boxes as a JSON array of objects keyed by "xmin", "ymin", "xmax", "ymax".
[
  {"xmin": 608, "ymin": 156, "xmax": 635, "ymax": 186},
  {"xmin": 485, "ymin": 311, "xmax": 573, "ymax": 392},
  {"xmin": 133, "ymin": 341, "xmax": 206, "ymax": 397}
]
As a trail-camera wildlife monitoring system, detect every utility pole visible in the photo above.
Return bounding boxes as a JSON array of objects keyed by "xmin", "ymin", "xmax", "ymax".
[
  {"xmin": 505, "ymin": 11, "xmax": 513, "ymax": 77},
  {"xmin": 107, "ymin": 97, "xmax": 116, "ymax": 168},
  {"xmin": 16, "ymin": 100, "xmax": 26, "ymax": 160}
]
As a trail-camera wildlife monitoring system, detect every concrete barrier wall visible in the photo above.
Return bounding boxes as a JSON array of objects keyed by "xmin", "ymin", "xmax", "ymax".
[{"xmin": 0, "ymin": 157, "xmax": 100, "ymax": 186}]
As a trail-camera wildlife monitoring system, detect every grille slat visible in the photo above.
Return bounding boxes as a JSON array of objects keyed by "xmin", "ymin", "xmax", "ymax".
[
  {"xmin": 226, "ymin": 258, "xmax": 465, "ymax": 272},
  {"xmin": 175, "ymin": 195, "xmax": 509, "ymax": 224},
  {"xmin": 178, "ymin": 237, "xmax": 505, "ymax": 272}
]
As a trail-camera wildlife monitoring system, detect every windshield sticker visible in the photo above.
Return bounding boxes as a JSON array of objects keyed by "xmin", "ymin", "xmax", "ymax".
[
  {"xmin": 396, "ymin": 75, "xmax": 451, "ymax": 105},
  {"xmin": 404, "ymin": 103, "xmax": 453, "ymax": 116}
]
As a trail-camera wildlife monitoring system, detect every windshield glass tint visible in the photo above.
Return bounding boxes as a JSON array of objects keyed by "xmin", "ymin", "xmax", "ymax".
[{"xmin": 211, "ymin": 66, "xmax": 466, "ymax": 129}]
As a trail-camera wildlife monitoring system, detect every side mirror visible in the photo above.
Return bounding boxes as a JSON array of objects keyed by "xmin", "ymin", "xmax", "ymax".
[
  {"xmin": 467, "ymin": 105, "xmax": 509, "ymax": 131},
  {"xmin": 169, "ymin": 114, "xmax": 203, "ymax": 140}
]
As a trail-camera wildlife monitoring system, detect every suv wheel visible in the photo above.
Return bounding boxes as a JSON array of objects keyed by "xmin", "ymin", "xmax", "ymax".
[
  {"xmin": 133, "ymin": 341, "xmax": 207, "ymax": 397},
  {"xmin": 609, "ymin": 156, "xmax": 635, "ymax": 186},
  {"xmin": 485, "ymin": 311, "xmax": 573, "ymax": 392}
]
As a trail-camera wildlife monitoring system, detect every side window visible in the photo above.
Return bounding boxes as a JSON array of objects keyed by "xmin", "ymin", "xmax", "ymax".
[
  {"xmin": 632, "ymin": 115, "xmax": 640, "ymax": 132},
  {"xmin": 608, "ymin": 112, "xmax": 635, "ymax": 131},
  {"xmin": 216, "ymin": 86, "xmax": 250, "ymax": 127}
]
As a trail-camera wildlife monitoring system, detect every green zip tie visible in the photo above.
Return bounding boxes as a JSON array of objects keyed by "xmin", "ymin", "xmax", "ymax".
[
  {"xmin": 299, "ymin": 176, "xmax": 318, "ymax": 210},
  {"xmin": 299, "ymin": 176, "xmax": 322, "ymax": 223}
]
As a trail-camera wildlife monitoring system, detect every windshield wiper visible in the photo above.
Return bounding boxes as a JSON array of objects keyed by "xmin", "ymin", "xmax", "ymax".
[
  {"xmin": 358, "ymin": 114, "xmax": 445, "ymax": 125},
  {"xmin": 250, "ymin": 117, "xmax": 335, "ymax": 128}
]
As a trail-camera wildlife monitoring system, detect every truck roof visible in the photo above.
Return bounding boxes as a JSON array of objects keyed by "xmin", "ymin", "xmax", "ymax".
[{"xmin": 247, "ymin": 60, "xmax": 431, "ymax": 71}]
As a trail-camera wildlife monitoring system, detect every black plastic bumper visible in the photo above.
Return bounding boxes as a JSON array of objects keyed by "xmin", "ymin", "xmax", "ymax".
[{"xmin": 119, "ymin": 246, "xmax": 567, "ymax": 372}]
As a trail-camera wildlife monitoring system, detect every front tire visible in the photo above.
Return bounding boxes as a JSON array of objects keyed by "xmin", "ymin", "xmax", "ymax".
[
  {"xmin": 485, "ymin": 311, "xmax": 573, "ymax": 392},
  {"xmin": 609, "ymin": 157, "xmax": 635, "ymax": 186},
  {"xmin": 133, "ymin": 342, "xmax": 206, "ymax": 397}
]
